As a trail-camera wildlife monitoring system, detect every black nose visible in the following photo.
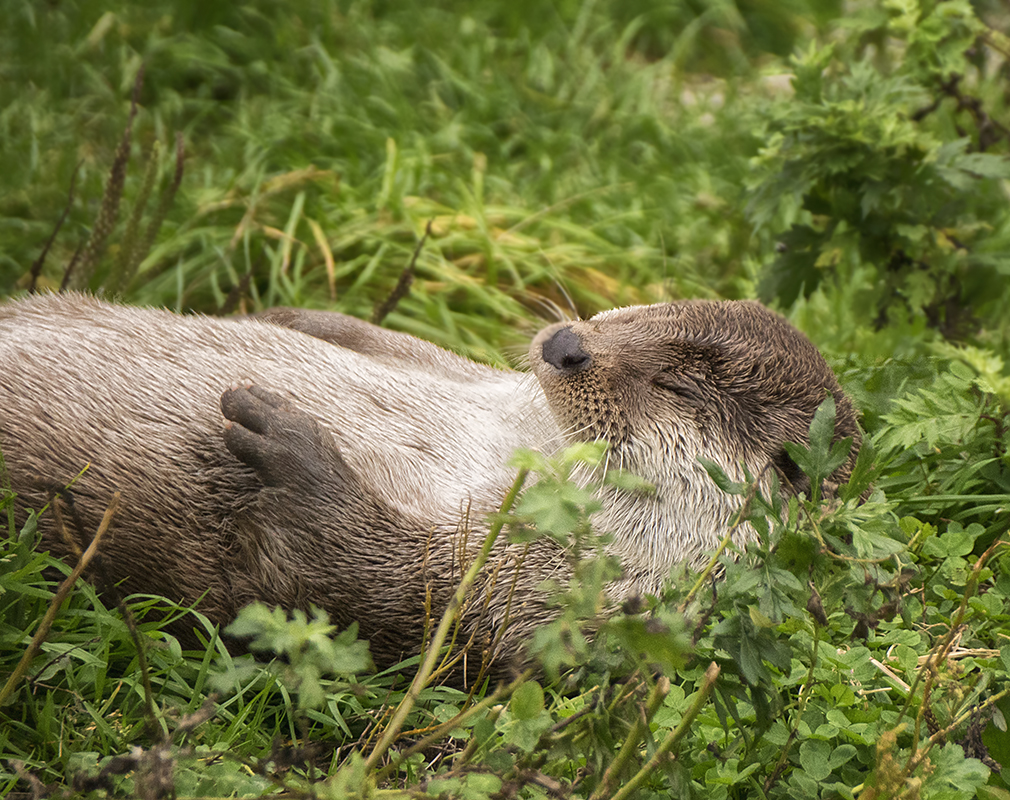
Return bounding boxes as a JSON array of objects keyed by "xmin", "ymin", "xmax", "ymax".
[{"xmin": 541, "ymin": 327, "xmax": 591, "ymax": 372}]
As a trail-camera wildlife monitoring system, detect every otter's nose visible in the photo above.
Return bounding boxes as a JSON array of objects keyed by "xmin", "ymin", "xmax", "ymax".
[{"xmin": 541, "ymin": 327, "xmax": 592, "ymax": 372}]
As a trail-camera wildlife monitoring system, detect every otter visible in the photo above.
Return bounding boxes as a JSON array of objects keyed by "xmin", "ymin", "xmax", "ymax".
[{"xmin": 0, "ymin": 293, "xmax": 859, "ymax": 680}]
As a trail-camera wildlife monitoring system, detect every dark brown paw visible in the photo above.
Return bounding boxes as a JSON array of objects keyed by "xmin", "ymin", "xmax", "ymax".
[{"xmin": 221, "ymin": 386, "xmax": 345, "ymax": 490}]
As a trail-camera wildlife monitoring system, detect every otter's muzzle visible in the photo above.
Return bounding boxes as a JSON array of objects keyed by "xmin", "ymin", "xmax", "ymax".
[{"xmin": 541, "ymin": 327, "xmax": 592, "ymax": 373}]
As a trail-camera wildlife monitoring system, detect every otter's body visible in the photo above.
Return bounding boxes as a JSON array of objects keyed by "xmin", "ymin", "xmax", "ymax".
[{"xmin": 0, "ymin": 293, "xmax": 859, "ymax": 679}]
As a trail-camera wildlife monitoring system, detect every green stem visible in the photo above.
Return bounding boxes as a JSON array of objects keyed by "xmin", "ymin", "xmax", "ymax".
[
  {"xmin": 608, "ymin": 662, "xmax": 720, "ymax": 800},
  {"xmin": 931, "ymin": 687, "xmax": 1010, "ymax": 745},
  {"xmin": 680, "ymin": 476, "xmax": 762, "ymax": 612},
  {"xmin": 375, "ymin": 669, "xmax": 531, "ymax": 782},
  {"xmin": 362, "ymin": 468, "xmax": 529, "ymax": 773},
  {"xmin": 763, "ymin": 622, "xmax": 821, "ymax": 794},
  {"xmin": 896, "ymin": 494, "xmax": 1010, "ymax": 504},
  {"xmin": 588, "ymin": 676, "xmax": 671, "ymax": 800}
]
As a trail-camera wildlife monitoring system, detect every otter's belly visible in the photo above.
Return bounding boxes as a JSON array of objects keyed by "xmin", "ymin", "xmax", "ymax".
[{"xmin": 0, "ymin": 294, "xmax": 559, "ymax": 532}]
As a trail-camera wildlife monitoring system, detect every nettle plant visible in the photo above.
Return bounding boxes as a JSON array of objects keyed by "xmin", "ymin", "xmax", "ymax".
[{"xmin": 747, "ymin": 0, "xmax": 1010, "ymax": 340}]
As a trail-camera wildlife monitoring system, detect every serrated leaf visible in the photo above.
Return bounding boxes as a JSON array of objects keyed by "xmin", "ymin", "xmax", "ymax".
[
  {"xmin": 735, "ymin": 626, "xmax": 773, "ymax": 686},
  {"xmin": 516, "ymin": 485, "xmax": 582, "ymax": 539},
  {"xmin": 956, "ymin": 152, "xmax": 1010, "ymax": 180},
  {"xmin": 925, "ymin": 741, "xmax": 990, "ymax": 798}
]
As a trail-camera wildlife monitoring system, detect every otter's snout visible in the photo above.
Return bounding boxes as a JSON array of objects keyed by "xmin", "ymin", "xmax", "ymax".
[{"xmin": 541, "ymin": 327, "xmax": 591, "ymax": 373}]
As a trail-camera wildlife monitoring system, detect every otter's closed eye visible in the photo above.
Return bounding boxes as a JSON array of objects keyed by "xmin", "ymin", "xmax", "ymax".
[{"xmin": 653, "ymin": 371, "xmax": 706, "ymax": 403}]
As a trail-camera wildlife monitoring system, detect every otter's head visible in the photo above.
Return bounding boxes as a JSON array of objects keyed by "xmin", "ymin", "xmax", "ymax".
[{"xmin": 529, "ymin": 301, "xmax": 860, "ymax": 579}]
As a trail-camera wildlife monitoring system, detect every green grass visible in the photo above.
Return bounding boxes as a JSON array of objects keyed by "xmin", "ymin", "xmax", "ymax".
[
  {"xmin": 1, "ymin": 1, "xmax": 781, "ymax": 351},
  {"xmin": 3, "ymin": 0, "xmax": 1010, "ymax": 797}
]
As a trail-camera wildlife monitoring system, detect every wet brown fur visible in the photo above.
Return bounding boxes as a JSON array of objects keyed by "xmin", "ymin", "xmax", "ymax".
[{"xmin": 0, "ymin": 294, "xmax": 859, "ymax": 681}]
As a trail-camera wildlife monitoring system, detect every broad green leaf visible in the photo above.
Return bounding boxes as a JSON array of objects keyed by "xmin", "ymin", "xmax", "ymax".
[{"xmin": 510, "ymin": 681, "xmax": 545, "ymax": 720}]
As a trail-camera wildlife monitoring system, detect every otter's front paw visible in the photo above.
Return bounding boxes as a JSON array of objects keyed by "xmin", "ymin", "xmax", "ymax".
[{"xmin": 221, "ymin": 386, "xmax": 346, "ymax": 490}]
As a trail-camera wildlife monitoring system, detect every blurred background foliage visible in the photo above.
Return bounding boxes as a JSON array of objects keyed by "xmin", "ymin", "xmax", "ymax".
[
  {"xmin": 2, "ymin": 0, "xmax": 1002, "ymax": 364},
  {"xmin": 1, "ymin": 0, "xmax": 1008, "ymax": 374}
]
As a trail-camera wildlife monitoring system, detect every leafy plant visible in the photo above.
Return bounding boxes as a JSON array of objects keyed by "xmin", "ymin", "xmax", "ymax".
[
  {"xmin": 748, "ymin": 0, "xmax": 1010, "ymax": 339},
  {"xmin": 875, "ymin": 358, "xmax": 1010, "ymax": 545}
]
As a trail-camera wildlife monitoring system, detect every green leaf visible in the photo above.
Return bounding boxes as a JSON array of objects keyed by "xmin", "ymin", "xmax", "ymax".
[
  {"xmin": 738, "ymin": 628, "xmax": 772, "ymax": 686},
  {"xmin": 829, "ymin": 744, "xmax": 857, "ymax": 770},
  {"xmin": 799, "ymin": 739, "xmax": 832, "ymax": 781},
  {"xmin": 427, "ymin": 777, "xmax": 463, "ymax": 798},
  {"xmin": 699, "ymin": 457, "xmax": 747, "ymax": 495},
  {"xmin": 605, "ymin": 469, "xmax": 656, "ymax": 494},
  {"xmin": 506, "ymin": 714, "xmax": 553, "ymax": 754},
  {"xmin": 839, "ymin": 433, "xmax": 876, "ymax": 501},
  {"xmin": 1000, "ymin": 644, "xmax": 1010, "ymax": 674},
  {"xmin": 462, "ymin": 773, "xmax": 503, "ymax": 800},
  {"xmin": 606, "ymin": 612, "xmax": 689, "ymax": 674},
  {"xmin": 782, "ymin": 395, "xmax": 852, "ymax": 496},
  {"xmin": 923, "ymin": 741, "xmax": 990, "ymax": 799},
  {"xmin": 923, "ymin": 523, "xmax": 980, "ymax": 558},
  {"xmin": 977, "ymin": 786, "xmax": 1010, "ymax": 800},
  {"xmin": 956, "ymin": 152, "xmax": 1010, "ymax": 180},
  {"xmin": 510, "ymin": 681, "xmax": 544, "ymax": 720}
]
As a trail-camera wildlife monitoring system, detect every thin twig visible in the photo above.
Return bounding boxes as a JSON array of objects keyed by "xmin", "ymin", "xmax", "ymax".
[
  {"xmin": 928, "ymin": 688, "xmax": 1010, "ymax": 747},
  {"xmin": 371, "ymin": 220, "xmax": 431, "ymax": 325},
  {"xmin": 29, "ymin": 160, "xmax": 83, "ymax": 293}
]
